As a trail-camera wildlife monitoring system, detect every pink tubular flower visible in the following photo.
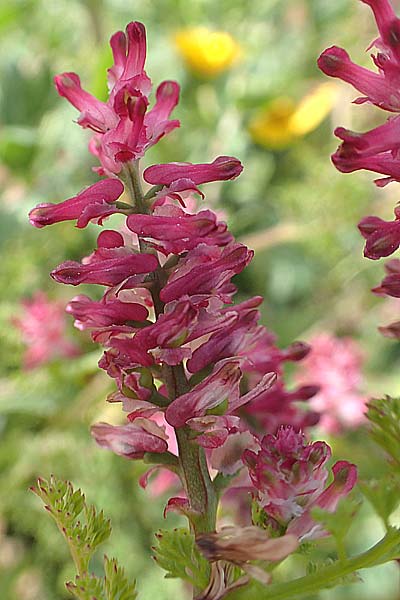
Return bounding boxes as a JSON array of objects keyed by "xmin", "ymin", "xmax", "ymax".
[
  {"xmin": 295, "ymin": 333, "xmax": 367, "ymax": 434},
  {"xmin": 143, "ymin": 156, "xmax": 243, "ymax": 186},
  {"xmin": 54, "ymin": 72, "xmax": 117, "ymax": 132},
  {"xmin": 51, "ymin": 231, "xmax": 158, "ymax": 286},
  {"xmin": 373, "ymin": 257, "xmax": 400, "ymax": 296},
  {"xmin": 359, "ymin": 209, "xmax": 400, "ymax": 259},
  {"xmin": 127, "ymin": 205, "xmax": 232, "ymax": 255},
  {"xmin": 65, "ymin": 295, "xmax": 149, "ymax": 330},
  {"xmin": 160, "ymin": 242, "xmax": 253, "ymax": 304},
  {"xmin": 243, "ymin": 427, "xmax": 357, "ymax": 539},
  {"xmin": 13, "ymin": 292, "xmax": 79, "ymax": 369},
  {"xmin": 318, "ymin": 1, "xmax": 400, "ymax": 185},
  {"xmin": 317, "ymin": 46, "xmax": 400, "ymax": 112},
  {"xmin": 91, "ymin": 418, "xmax": 168, "ymax": 459},
  {"xmin": 166, "ymin": 358, "xmax": 276, "ymax": 444},
  {"xmin": 29, "ymin": 179, "xmax": 125, "ymax": 228}
]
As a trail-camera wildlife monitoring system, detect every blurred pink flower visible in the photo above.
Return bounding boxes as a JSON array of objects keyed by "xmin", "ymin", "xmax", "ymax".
[
  {"xmin": 13, "ymin": 292, "xmax": 80, "ymax": 369},
  {"xmin": 295, "ymin": 333, "xmax": 367, "ymax": 434}
]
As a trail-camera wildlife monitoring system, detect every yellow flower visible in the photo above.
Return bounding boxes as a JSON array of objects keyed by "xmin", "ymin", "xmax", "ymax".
[
  {"xmin": 248, "ymin": 82, "xmax": 339, "ymax": 149},
  {"xmin": 174, "ymin": 27, "xmax": 241, "ymax": 78}
]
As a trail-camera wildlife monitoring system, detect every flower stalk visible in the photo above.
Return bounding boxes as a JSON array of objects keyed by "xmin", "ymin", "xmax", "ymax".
[{"xmin": 123, "ymin": 158, "xmax": 217, "ymax": 534}]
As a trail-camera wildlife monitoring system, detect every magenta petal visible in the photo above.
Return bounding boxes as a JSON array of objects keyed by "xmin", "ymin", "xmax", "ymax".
[
  {"xmin": 54, "ymin": 72, "xmax": 117, "ymax": 131},
  {"xmin": 66, "ymin": 295, "xmax": 149, "ymax": 328},
  {"xmin": 143, "ymin": 155, "xmax": 243, "ymax": 186},
  {"xmin": 163, "ymin": 497, "xmax": 190, "ymax": 518},
  {"xmin": 91, "ymin": 419, "xmax": 168, "ymax": 459},
  {"xmin": 51, "ymin": 252, "xmax": 158, "ymax": 286},
  {"xmin": 165, "ymin": 359, "xmax": 242, "ymax": 427},
  {"xmin": 318, "ymin": 46, "xmax": 400, "ymax": 112},
  {"xmin": 29, "ymin": 179, "xmax": 124, "ymax": 228}
]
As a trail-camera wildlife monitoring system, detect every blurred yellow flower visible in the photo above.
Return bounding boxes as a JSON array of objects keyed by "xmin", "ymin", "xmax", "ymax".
[
  {"xmin": 174, "ymin": 27, "xmax": 241, "ymax": 78},
  {"xmin": 248, "ymin": 82, "xmax": 338, "ymax": 149}
]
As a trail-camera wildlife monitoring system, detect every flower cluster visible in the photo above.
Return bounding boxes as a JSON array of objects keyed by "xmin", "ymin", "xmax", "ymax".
[
  {"xmin": 318, "ymin": 0, "xmax": 400, "ymax": 335},
  {"xmin": 13, "ymin": 292, "xmax": 79, "ymax": 369},
  {"xmin": 295, "ymin": 333, "xmax": 367, "ymax": 434},
  {"xmin": 29, "ymin": 20, "xmax": 358, "ymax": 585},
  {"xmin": 29, "ymin": 21, "xmax": 319, "ymax": 461},
  {"xmin": 243, "ymin": 427, "xmax": 357, "ymax": 540}
]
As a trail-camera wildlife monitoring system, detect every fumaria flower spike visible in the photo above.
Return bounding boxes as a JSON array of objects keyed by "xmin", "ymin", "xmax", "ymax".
[{"xmin": 29, "ymin": 18, "xmax": 367, "ymax": 599}]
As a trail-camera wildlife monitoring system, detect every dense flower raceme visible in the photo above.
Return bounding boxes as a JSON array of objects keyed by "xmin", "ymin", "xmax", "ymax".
[
  {"xmin": 13, "ymin": 292, "xmax": 80, "ymax": 369},
  {"xmin": 243, "ymin": 427, "xmax": 357, "ymax": 540},
  {"xmin": 28, "ymin": 22, "xmax": 357, "ymax": 570},
  {"xmin": 319, "ymin": 0, "xmax": 400, "ymax": 336},
  {"xmin": 28, "ymin": 20, "xmax": 320, "ymax": 458}
]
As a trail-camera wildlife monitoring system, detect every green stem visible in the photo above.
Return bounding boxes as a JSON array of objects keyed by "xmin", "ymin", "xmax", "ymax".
[
  {"xmin": 55, "ymin": 520, "xmax": 88, "ymax": 576},
  {"xmin": 121, "ymin": 161, "xmax": 218, "ymax": 535},
  {"xmin": 229, "ymin": 530, "xmax": 400, "ymax": 600}
]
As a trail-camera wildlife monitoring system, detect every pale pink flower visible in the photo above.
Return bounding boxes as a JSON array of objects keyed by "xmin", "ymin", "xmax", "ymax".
[
  {"xmin": 243, "ymin": 427, "xmax": 357, "ymax": 540},
  {"xmin": 295, "ymin": 333, "xmax": 367, "ymax": 434},
  {"xmin": 13, "ymin": 292, "xmax": 80, "ymax": 369}
]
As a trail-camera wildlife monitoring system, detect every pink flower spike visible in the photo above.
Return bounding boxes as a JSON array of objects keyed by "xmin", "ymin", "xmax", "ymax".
[
  {"xmin": 243, "ymin": 427, "xmax": 331, "ymax": 526},
  {"xmin": 91, "ymin": 418, "xmax": 168, "ymax": 459},
  {"xmin": 54, "ymin": 73, "xmax": 117, "ymax": 132},
  {"xmin": 51, "ymin": 251, "xmax": 158, "ymax": 286},
  {"xmin": 143, "ymin": 156, "xmax": 243, "ymax": 186},
  {"xmin": 29, "ymin": 179, "xmax": 124, "ymax": 229}
]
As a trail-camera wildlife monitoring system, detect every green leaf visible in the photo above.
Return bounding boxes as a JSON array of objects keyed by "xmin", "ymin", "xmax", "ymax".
[
  {"xmin": 103, "ymin": 556, "xmax": 138, "ymax": 600},
  {"xmin": 31, "ymin": 476, "xmax": 138, "ymax": 600},
  {"xmin": 66, "ymin": 574, "xmax": 105, "ymax": 600},
  {"xmin": 367, "ymin": 396, "xmax": 400, "ymax": 469},
  {"xmin": 153, "ymin": 528, "xmax": 211, "ymax": 590},
  {"xmin": 31, "ymin": 474, "xmax": 111, "ymax": 574},
  {"xmin": 360, "ymin": 475, "xmax": 400, "ymax": 528},
  {"xmin": 311, "ymin": 497, "xmax": 361, "ymax": 546},
  {"xmin": 66, "ymin": 556, "xmax": 138, "ymax": 600}
]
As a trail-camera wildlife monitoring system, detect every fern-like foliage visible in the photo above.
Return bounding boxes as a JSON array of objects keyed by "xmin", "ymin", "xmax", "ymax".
[
  {"xmin": 31, "ymin": 474, "xmax": 137, "ymax": 600},
  {"xmin": 153, "ymin": 527, "xmax": 211, "ymax": 591},
  {"xmin": 367, "ymin": 396, "xmax": 400, "ymax": 469}
]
